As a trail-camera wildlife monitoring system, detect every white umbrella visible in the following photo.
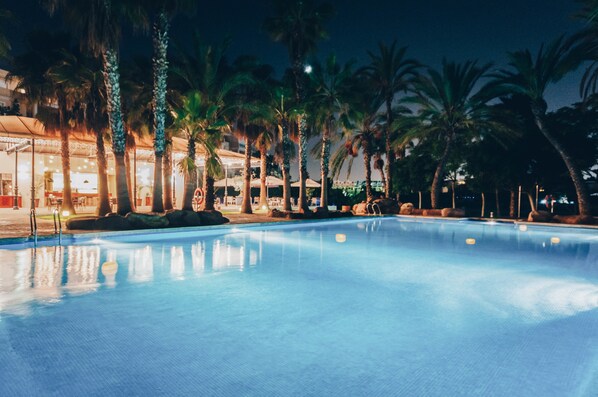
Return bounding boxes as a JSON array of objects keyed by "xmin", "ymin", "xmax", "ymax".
[
  {"xmin": 214, "ymin": 177, "xmax": 240, "ymax": 187},
  {"xmin": 250, "ymin": 175, "xmax": 285, "ymax": 187},
  {"xmin": 291, "ymin": 178, "xmax": 320, "ymax": 188}
]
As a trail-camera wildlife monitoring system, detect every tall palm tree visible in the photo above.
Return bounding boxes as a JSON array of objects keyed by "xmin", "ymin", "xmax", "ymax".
[
  {"xmin": 171, "ymin": 91, "xmax": 225, "ymax": 211},
  {"xmin": 264, "ymin": 0, "xmax": 334, "ymax": 213},
  {"xmin": 363, "ymin": 41, "xmax": 419, "ymax": 198},
  {"xmin": 331, "ymin": 83, "xmax": 382, "ymax": 203},
  {"xmin": 44, "ymin": 0, "xmax": 145, "ymax": 215},
  {"xmin": 142, "ymin": 0, "xmax": 195, "ymax": 213},
  {"xmin": 8, "ymin": 31, "xmax": 77, "ymax": 215},
  {"xmin": 307, "ymin": 54, "xmax": 354, "ymax": 208},
  {"xmin": 406, "ymin": 60, "xmax": 494, "ymax": 209},
  {"xmin": 493, "ymin": 37, "xmax": 592, "ymax": 216},
  {"xmin": 255, "ymin": 124, "xmax": 276, "ymax": 209}
]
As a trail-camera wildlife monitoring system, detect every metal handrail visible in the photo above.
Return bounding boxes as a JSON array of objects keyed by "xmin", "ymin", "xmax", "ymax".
[
  {"xmin": 53, "ymin": 208, "xmax": 62, "ymax": 245},
  {"xmin": 29, "ymin": 208, "xmax": 38, "ymax": 246}
]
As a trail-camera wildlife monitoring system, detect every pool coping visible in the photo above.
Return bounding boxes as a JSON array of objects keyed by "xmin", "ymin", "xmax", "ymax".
[{"xmin": 0, "ymin": 214, "xmax": 595, "ymax": 248}]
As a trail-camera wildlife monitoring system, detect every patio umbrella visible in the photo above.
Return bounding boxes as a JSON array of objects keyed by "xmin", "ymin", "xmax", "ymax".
[
  {"xmin": 214, "ymin": 177, "xmax": 240, "ymax": 187},
  {"xmin": 250, "ymin": 175, "xmax": 284, "ymax": 187},
  {"xmin": 291, "ymin": 178, "xmax": 321, "ymax": 188}
]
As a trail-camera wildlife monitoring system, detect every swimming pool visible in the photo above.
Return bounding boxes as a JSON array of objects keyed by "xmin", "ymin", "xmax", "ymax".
[{"xmin": 0, "ymin": 217, "xmax": 597, "ymax": 396}]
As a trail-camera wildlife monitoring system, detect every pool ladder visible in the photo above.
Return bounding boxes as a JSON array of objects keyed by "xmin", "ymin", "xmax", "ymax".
[
  {"xmin": 29, "ymin": 208, "xmax": 38, "ymax": 246},
  {"xmin": 53, "ymin": 208, "xmax": 62, "ymax": 245},
  {"xmin": 366, "ymin": 202, "xmax": 382, "ymax": 215}
]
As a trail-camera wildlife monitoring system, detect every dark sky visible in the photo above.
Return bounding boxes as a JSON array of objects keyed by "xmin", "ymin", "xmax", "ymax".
[{"xmin": 5, "ymin": 0, "xmax": 585, "ymax": 108}]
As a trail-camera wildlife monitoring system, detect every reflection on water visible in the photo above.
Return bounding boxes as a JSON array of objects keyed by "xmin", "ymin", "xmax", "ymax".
[{"xmin": 0, "ymin": 233, "xmax": 263, "ymax": 314}]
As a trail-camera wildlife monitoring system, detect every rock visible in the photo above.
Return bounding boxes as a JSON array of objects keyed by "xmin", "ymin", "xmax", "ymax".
[
  {"xmin": 441, "ymin": 208, "xmax": 466, "ymax": 218},
  {"xmin": 66, "ymin": 216, "xmax": 99, "ymax": 230},
  {"xmin": 373, "ymin": 198, "xmax": 400, "ymax": 214},
  {"xmin": 400, "ymin": 203, "xmax": 414, "ymax": 215},
  {"xmin": 313, "ymin": 207, "xmax": 329, "ymax": 218},
  {"xmin": 553, "ymin": 215, "xmax": 596, "ymax": 225},
  {"xmin": 95, "ymin": 214, "xmax": 132, "ymax": 231},
  {"xmin": 330, "ymin": 210, "xmax": 353, "ymax": 218},
  {"xmin": 165, "ymin": 210, "xmax": 202, "ymax": 227},
  {"xmin": 197, "ymin": 210, "xmax": 229, "ymax": 225},
  {"xmin": 422, "ymin": 209, "xmax": 443, "ymax": 217},
  {"xmin": 125, "ymin": 212, "xmax": 170, "ymax": 229},
  {"xmin": 353, "ymin": 202, "xmax": 368, "ymax": 215},
  {"xmin": 412, "ymin": 209, "xmax": 425, "ymax": 215},
  {"xmin": 527, "ymin": 210, "xmax": 553, "ymax": 223},
  {"xmin": 268, "ymin": 208, "xmax": 287, "ymax": 218},
  {"xmin": 341, "ymin": 205, "xmax": 352, "ymax": 212}
]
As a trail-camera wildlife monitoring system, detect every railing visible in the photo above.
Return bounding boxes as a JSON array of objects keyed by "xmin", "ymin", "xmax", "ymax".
[
  {"xmin": 53, "ymin": 208, "xmax": 62, "ymax": 245},
  {"xmin": 29, "ymin": 208, "xmax": 38, "ymax": 246},
  {"xmin": 366, "ymin": 203, "xmax": 382, "ymax": 215}
]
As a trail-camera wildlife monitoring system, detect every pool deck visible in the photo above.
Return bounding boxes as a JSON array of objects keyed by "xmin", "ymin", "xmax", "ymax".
[{"xmin": 0, "ymin": 206, "xmax": 292, "ymax": 241}]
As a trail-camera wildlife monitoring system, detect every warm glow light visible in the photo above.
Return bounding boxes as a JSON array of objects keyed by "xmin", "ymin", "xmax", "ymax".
[
  {"xmin": 335, "ymin": 234, "xmax": 347, "ymax": 243},
  {"xmin": 62, "ymin": 210, "xmax": 70, "ymax": 217},
  {"xmin": 519, "ymin": 225, "xmax": 528, "ymax": 232},
  {"xmin": 101, "ymin": 261, "xmax": 118, "ymax": 276},
  {"xmin": 466, "ymin": 238, "xmax": 476, "ymax": 245},
  {"xmin": 551, "ymin": 237, "xmax": 561, "ymax": 244},
  {"xmin": 261, "ymin": 205, "xmax": 268, "ymax": 210}
]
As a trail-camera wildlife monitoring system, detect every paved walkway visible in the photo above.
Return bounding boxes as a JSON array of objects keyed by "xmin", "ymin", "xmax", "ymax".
[{"xmin": 0, "ymin": 206, "xmax": 291, "ymax": 240}]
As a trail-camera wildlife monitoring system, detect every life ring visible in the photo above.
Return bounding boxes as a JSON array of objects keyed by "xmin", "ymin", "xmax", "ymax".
[{"xmin": 194, "ymin": 188, "xmax": 204, "ymax": 205}]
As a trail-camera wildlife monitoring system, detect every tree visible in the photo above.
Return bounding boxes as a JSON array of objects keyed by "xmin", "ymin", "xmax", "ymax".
[
  {"xmin": 0, "ymin": 7, "xmax": 11, "ymax": 59},
  {"xmin": 8, "ymin": 31, "xmax": 77, "ymax": 215},
  {"xmin": 307, "ymin": 54, "xmax": 354, "ymax": 208},
  {"xmin": 362, "ymin": 41, "xmax": 419, "ymax": 198},
  {"xmin": 170, "ymin": 91, "xmax": 225, "ymax": 211},
  {"xmin": 44, "ymin": 0, "xmax": 144, "ymax": 215},
  {"xmin": 405, "ymin": 60, "xmax": 494, "ymax": 209},
  {"xmin": 264, "ymin": 0, "xmax": 334, "ymax": 212},
  {"xmin": 493, "ymin": 37, "xmax": 592, "ymax": 216}
]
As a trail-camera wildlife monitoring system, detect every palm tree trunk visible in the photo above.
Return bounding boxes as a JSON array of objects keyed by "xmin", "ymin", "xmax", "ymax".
[
  {"xmin": 202, "ymin": 167, "xmax": 216, "ymax": 211},
  {"xmin": 102, "ymin": 47, "xmax": 132, "ymax": 215},
  {"xmin": 527, "ymin": 191, "xmax": 536, "ymax": 212},
  {"xmin": 495, "ymin": 188, "xmax": 501, "ymax": 218},
  {"xmin": 163, "ymin": 139, "xmax": 173, "ymax": 210},
  {"xmin": 95, "ymin": 130, "xmax": 111, "ymax": 216},
  {"xmin": 363, "ymin": 143, "xmax": 373, "ymax": 202},
  {"xmin": 298, "ymin": 116, "xmax": 309, "ymax": 213},
  {"xmin": 418, "ymin": 191, "xmax": 422, "ymax": 209},
  {"xmin": 240, "ymin": 138, "xmax": 253, "ymax": 214},
  {"xmin": 281, "ymin": 120, "xmax": 292, "ymax": 211},
  {"xmin": 152, "ymin": 155, "xmax": 164, "ymax": 212},
  {"xmin": 509, "ymin": 188, "xmax": 516, "ymax": 218},
  {"xmin": 431, "ymin": 132, "xmax": 454, "ymax": 209},
  {"xmin": 384, "ymin": 99, "xmax": 394, "ymax": 198},
  {"xmin": 320, "ymin": 122, "xmax": 331, "ymax": 208},
  {"xmin": 481, "ymin": 191, "xmax": 485, "ymax": 217},
  {"xmin": 124, "ymin": 144, "xmax": 134, "ymax": 211},
  {"xmin": 378, "ymin": 165, "xmax": 386, "ymax": 194},
  {"xmin": 151, "ymin": 11, "xmax": 169, "ymax": 213},
  {"xmin": 532, "ymin": 107, "xmax": 591, "ymax": 217},
  {"xmin": 58, "ymin": 103, "xmax": 75, "ymax": 215},
  {"xmin": 259, "ymin": 146, "xmax": 268, "ymax": 209},
  {"xmin": 451, "ymin": 181, "xmax": 456, "ymax": 208},
  {"xmin": 182, "ymin": 137, "xmax": 196, "ymax": 211}
]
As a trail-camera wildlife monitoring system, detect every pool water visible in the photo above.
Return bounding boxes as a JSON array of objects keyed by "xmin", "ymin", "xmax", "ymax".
[{"xmin": 1, "ymin": 217, "xmax": 598, "ymax": 396}]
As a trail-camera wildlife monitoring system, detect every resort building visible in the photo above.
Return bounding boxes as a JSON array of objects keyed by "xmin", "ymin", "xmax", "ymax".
[{"xmin": 0, "ymin": 69, "xmax": 256, "ymax": 211}]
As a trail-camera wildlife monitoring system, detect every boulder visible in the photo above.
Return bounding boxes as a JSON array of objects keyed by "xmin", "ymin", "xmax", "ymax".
[
  {"xmin": 66, "ymin": 216, "xmax": 99, "ymax": 230},
  {"xmin": 95, "ymin": 214, "xmax": 132, "ymax": 231},
  {"xmin": 422, "ymin": 209, "xmax": 443, "ymax": 217},
  {"xmin": 400, "ymin": 203, "xmax": 414, "ymax": 215},
  {"xmin": 527, "ymin": 210, "xmax": 553, "ymax": 223},
  {"xmin": 125, "ymin": 212, "xmax": 170, "ymax": 229},
  {"xmin": 441, "ymin": 208, "xmax": 466, "ymax": 218},
  {"xmin": 373, "ymin": 198, "xmax": 400, "ymax": 214},
  {"xmin": 197, "ymin": 210, "xmax": 229, "ymax": 225},
  {"xmin": 553, "ymin": 215, "xmax": 596, "ymax": 225},
  {"xmin": 268, "ymin": 208, "xmax": 287, "ymax": 218},
  {"xmin": 330, "ymin": 210, "xmax": 353, "ymax": 219},
  {"xmin": 313, "ymin": 206, "xmax": 329, "ymax": 218},
  {"xmin": 412, "ymin": 208, "xmax": 425, "ymax": 215},
  {"xmin": 165, "ymin": 210, "xmax": 202, "ymax": 227},
  {"xmin": 353, "ymin": 202, "xmax": 368, "ymax": 215}
]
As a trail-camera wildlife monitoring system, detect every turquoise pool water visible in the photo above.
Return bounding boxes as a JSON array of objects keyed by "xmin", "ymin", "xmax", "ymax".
[{"xmin": 0, "ymin": 217, "xmax": 597, "ymax": 396}]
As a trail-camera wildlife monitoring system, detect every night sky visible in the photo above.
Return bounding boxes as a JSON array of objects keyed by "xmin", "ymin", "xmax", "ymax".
[{"xmin": 2, "ymin": 0, "xmax": 588, "ymax": 178}]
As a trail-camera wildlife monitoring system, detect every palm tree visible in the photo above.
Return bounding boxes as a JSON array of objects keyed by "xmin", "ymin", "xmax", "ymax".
[
  {"xmin": 307, "ymin": 54, "xmax": 354, "ymax": 208},
  {"xmin": 44, "ymin": 0, "xmax": 145, "ymax": 215},
  {"xmin": 171, "ymin": 91, "xmax": 225, "ymax": 211},
  {"xmin": 8, "ymin": 31, "xmax": 77, "ymax": 215},
  {"xmin": 363, "ymin": 41, "xmax": 419, "ymax": 198},
  {"xmin": 142, "ymin": 0, "xmax": 195, "ymax": 213},
  {"xmin": 406, "ymin": 60, "xmax": 494, "ymax": 209},
  {"xmin": 49, "ymin": 48, "xmax": 112, "ymax": 216},
  {"xmin": 264, "ymin": 0, "xmax": 334, "ymax": 213},
  {"xmin": 493, "ymin": 37, "xmax": 592, "ymax": 217},
  {"xmin": 255, "ymin": 124, "xmax": 276, "ymax": 209},
  {"xmin": 331, "ymin": 83, "xmax": 382, "ymax": 203},
  {"xmin": 0, "ymin": 7, "xmax": 11, "ymax": 59}
]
